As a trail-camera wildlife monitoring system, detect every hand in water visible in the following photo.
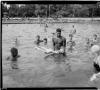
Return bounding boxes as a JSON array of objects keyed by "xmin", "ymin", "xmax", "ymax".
[{"xmin": 90, "ymin": 74, "xmax": 97, "ymax": 81}]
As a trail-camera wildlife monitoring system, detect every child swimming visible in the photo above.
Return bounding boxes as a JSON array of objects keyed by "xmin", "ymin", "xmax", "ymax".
[
  {"xmin": 34, "ymin": 35, "xmax": 43, "ymax": 46},
  {"xmin": 7, "ymin": 47, "xmax": 20, "ymax": 69}
]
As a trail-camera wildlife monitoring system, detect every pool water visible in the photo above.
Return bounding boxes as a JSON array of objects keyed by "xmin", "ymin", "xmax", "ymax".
[{"xmin": 2, "ymin": 22, "xmax": 100, "ymax": 88}]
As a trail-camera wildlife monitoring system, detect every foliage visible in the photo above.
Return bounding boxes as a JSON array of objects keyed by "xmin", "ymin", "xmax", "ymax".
[{"xmin": 2, "ymin": 3, "xmax": 100, "ymax": 18}]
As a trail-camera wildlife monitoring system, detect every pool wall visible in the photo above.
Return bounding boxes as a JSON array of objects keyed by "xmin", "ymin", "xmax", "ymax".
[{"xmin": 2, "ymin": 18, "xmax": 100, "ymax": 24}]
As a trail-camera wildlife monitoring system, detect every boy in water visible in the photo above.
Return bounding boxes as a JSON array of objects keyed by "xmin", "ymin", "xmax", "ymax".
[
  {"xmin": 91, "ymin": 34, "xmax": 98, "ymax": 47},
  {"xmin": 67, "ymin": 33, "xmax": 76, "ymax": 53},
  {"xmin": 43, "ymin": 38, "xmax": 47, "ymax": 45},
  {"xmin": 34, "ymin": 35, "xmax": 43, "ymax": 46},
  {"xmin": 90, "ymin": 45, "xmax": 100, "ymax": 81},
  {"xmin": 7, "ymin": 47, "xmax": 20, "ymax": 69}
]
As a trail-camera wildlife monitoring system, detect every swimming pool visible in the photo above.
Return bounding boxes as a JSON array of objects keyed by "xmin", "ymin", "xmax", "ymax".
[{"xmin": 2, "ymin": 22, "xmax": 100, "ymax": 87}]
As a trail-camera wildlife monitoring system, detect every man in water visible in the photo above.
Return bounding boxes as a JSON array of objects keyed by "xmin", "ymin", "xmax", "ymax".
[
  {"xmin": 52, "ymin": 28, "xmax": 66, "ymax": 55},
  {"xmin": 44, "ymin": 28, "xmax": 69, "ymax": 66},
  {"xmin": 43, "ymin": 38, "xmax": 47, "ymax": 45}
]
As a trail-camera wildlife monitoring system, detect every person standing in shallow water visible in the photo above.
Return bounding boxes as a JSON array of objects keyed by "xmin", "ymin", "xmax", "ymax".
[
  {"xmin": 52, "ymin": 28, "xmax": 66, "ymax": 56},
  {"xmin": 51, "ymin": 28, "xmax": 71, "ymax": 71},
  {"xmin": 70, "ymin": 25, "xmax": 76, "ymax": 37},
  {"xmin": 85, "ymin": 38, "xmax": 91, "ymax": 52},
  {"xmin": 67, "ymin": 33, "xmax": 76, "ymax": 53},
  {"xmin": 7, "ymin": 47, "xmax": 20, "ymax": 69}
]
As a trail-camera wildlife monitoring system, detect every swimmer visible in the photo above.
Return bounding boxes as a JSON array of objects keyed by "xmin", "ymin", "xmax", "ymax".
[
  {"xmin": 67, "ymin": 39, "xmax": 76, "ymax": 53},
  {"xmin": 52, "ymin": 28, "xmax": 66, "ymax": 55},
  {"xmin": 15, "ymin": 38, "xmax": 19, "ymax": 48},
  {"xmin": 90, "ymin": 45, "xmax": 100, "ymax": 81},
  {"xmin": 70, "ymin": 25, "xmax": 76, "ymax": 36},
  {"xmin": 43, "ymin": 38, "xmax": 47, "ymax": 45},
  {"xmin": 85, "ymin": 38, "xmax": 91, "ymax": 51},
  {"xmin": 34, "ymin": 35, "xmax": 43, "ymax": 46},
  {"xmin": 91, "ymin": 34, "xmax": 98, "ymax": 46},
  {"xmin": 7, "ymin": 47, "xmax": 20, "ymax": 69},
  {"xmin": 67, "ymin": 32, "xmax": 76, "ymax": 53},
  {"xmin": 44, "ymin": 23, "xmax": 48, "ymax": 32}
]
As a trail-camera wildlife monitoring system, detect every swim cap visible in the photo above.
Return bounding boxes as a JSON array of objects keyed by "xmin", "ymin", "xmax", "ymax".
[{"xmin": 91, "ymin": 45, "xmax": 100, "ymax": 53}]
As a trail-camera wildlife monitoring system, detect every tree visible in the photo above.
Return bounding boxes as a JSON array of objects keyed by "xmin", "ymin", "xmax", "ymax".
[{"xmin": 8, "ymin": 4, "xmax": 19, "ymax": 17}]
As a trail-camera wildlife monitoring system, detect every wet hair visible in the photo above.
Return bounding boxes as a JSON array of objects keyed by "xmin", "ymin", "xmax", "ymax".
[
  {"xmin": 56, "ymin": 28, "xmax": 61, "ymax": 32},
  {"xmin": 11, "ymin": 47, "xmax": 18, "ymax": 57},
  {"xmin": 36, "ymin": 35, "xmax": 40, "ymax": 38},
  {"xmin": 43, "ymin": 38, "xmax": 47, "ymax": 44},
  {"xmin": 93, "ymin": 34, "xmax": 97, "ymax": 37}
]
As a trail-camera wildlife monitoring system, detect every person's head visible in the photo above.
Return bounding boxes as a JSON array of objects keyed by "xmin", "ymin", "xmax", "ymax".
[
  {"xmin": 93, "ymin": 34, "xmax": 97, "ymax": 39},
  {"xmin": 91, "ymin": 45, "xmax": 100, "ymax": 55},
  {"xmin": 56, "ymin": 28, "xmax": 61, "ymax": 37},
  {"xmin": 43, "ymin": 38, "xmax": 47, "ymax": 45},
  {"xmin": 36, "ymin": 35, "xmax": 40, "ymax": 40},
  {"xmin": 11, "ymin": 47, "xmax": 18, "ymax": 57}
]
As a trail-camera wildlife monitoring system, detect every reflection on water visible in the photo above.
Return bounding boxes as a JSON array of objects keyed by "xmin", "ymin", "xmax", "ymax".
[{"xmin": 2, "ymin": 22, "xmax": 100, "ymax": 87}]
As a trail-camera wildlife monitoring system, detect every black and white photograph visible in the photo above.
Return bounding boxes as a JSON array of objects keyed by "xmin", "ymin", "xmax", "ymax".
[{"xmin": 1, "ymin": 1, "xmax": 100, "ymax": 89}]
